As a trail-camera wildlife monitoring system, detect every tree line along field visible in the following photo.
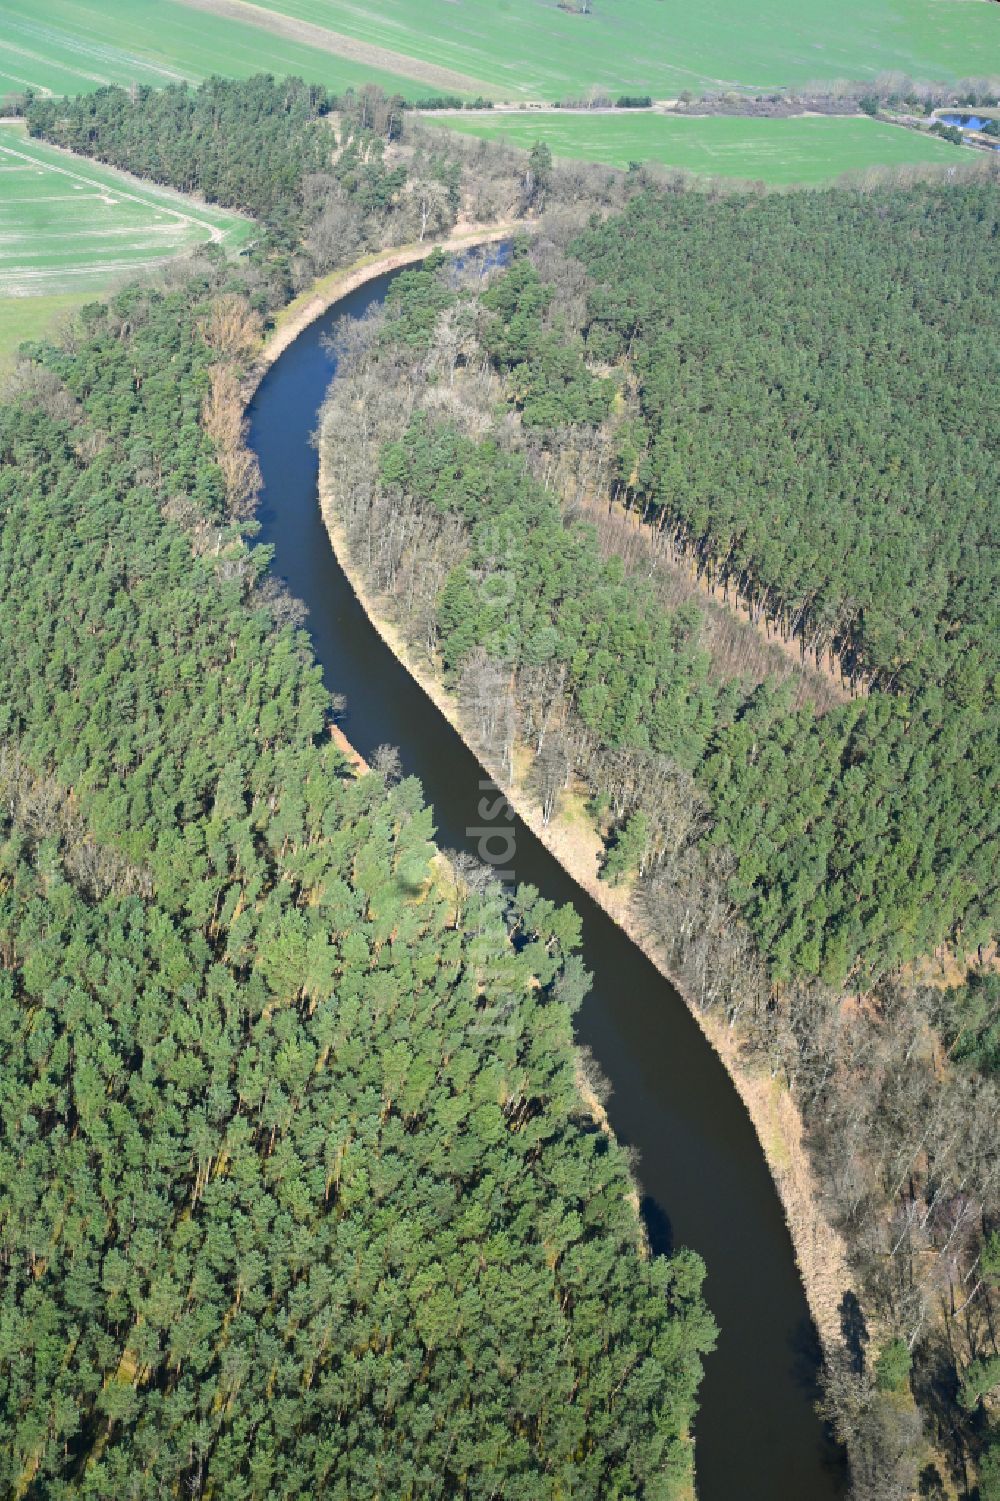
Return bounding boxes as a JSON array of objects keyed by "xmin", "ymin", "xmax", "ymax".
[
  {"xmin": 0, "ymin": 125, "xmax": 251, "ymax": 360},
  {"xmin": 425, "ymin": 111, "xmax": 967, "ymax": 186}
]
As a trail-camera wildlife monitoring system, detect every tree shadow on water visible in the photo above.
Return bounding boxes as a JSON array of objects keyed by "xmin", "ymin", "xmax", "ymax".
[
  {"xmin": 790, "ymin": 1315, "xmax": 850, "ymax": 1486},
  {"xmin": 790, "ymin": 1313, "xmax": 826, "ymax": 1399},
  {"xmin": 839, "ymin": 1289, "xmax": 869, "ymax": 1374},
  {"xmin": 639, "ymin": 1195, "xmax": 674, "ymax": 1258}
]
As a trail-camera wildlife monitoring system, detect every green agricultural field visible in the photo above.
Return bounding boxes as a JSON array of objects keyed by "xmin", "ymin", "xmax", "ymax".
[
  {"xmin": 0, "ymin": 0, "xmax": 421, "ymax": 102},
  {"xmin": 212, "ymin": 0, "xmax": 999, "ymax": 97},
  {"xmin": 2, "ymin": 0, "xmax": 996, "ymax": 107},
  {"xmin": 0, "ymin": 125, "xmax": 251, "ymax": 361},
  {"xmin": 425, "ymin": 111, "xmax": 969, "ymax": 185}
]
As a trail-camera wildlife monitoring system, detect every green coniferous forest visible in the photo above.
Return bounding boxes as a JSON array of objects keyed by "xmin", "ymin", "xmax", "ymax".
[
  {"xmin": 355, "ymin": 188, "xmax": 999, "ymax": 990},
  {"xmin": 0, "ymin": 272, "xmax": 714, "ymax": 1495}
]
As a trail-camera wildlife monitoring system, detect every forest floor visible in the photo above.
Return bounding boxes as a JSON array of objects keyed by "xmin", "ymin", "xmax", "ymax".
[{"xmin": 307, "ymin": 392, "xmax": 853, "ymax": 1379}]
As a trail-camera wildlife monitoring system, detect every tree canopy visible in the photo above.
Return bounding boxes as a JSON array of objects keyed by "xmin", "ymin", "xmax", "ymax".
[{"xmin": 365, "ymin": 194, "xmax": 999, "ymax": 987}]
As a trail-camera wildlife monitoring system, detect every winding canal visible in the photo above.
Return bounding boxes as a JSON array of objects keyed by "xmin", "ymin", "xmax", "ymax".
[{"xmin": 248, "ymin": 262, "xmax": 847, "ymax": 1501}]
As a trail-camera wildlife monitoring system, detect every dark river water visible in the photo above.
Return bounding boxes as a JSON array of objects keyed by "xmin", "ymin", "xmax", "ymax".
[{"xmin": 247, "ymin": 265, "xmax": 848, "ymax": 1501}]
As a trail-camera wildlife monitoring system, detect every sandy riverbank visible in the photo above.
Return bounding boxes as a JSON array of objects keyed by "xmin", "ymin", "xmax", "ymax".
[{"xmin": 314, "ymin": 421, "xmax": 852, "ymax": 1365}]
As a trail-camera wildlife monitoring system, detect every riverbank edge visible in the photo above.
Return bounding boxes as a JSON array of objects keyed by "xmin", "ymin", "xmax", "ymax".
[
  {"xmin": 242, "ymin": 223, "xmax": 519, "ymax": 403},
  {"xmin": 309, "ymin": 418, "xmax": 851, "ymax": 1375}
]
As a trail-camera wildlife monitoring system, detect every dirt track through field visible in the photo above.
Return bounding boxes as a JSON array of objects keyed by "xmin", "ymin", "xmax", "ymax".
[{"xmin": 174, "ymin": 0, "xmax": 495, "ymax": 95}]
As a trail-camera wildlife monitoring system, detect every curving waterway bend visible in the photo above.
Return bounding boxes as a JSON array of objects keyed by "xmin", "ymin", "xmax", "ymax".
[{"xmin": 248, "ymin": 264, "xmax": 848, "ymax": 1501}]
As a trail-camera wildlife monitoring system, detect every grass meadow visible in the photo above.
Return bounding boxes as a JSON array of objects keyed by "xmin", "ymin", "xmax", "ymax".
[
  {"xmin": 0, "ymin": 125, "xmax": 251, "ymax": 361},
  {"xmin": 424, "ymin": 111, "xmax": 969, "ymax": 186},
  {"xmin": 0, "ymin": 290, "xmax": 93, "ymax": 364}
]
